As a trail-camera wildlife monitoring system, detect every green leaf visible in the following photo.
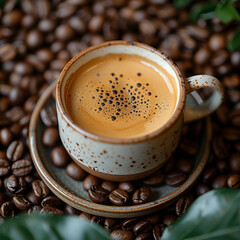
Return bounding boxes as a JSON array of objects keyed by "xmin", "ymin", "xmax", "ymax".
[
  {"xmin": 190, "ymin": 2, "xmax": 218, "ymax": 23},
  {"xmin": 215, "ymin": 0, "xmax": 240, "ymax": 23},
  {"xmin": 173, "ymin": 0, "xmax": 195, "ymax": 9},
  {"xmin": 0, "ymin": 214, "xmax": 110, "ymax": 240},
  {"xmin": 228, "ymin": 29, "xmax": 240, "ymax": 51},
  {"xmin": 162, "ymin": 189, "xmax": 240, "ymax": 240}
]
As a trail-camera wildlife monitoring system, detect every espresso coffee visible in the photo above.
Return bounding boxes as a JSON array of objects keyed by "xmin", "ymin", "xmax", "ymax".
[{"xmin": 65, "ymin": 54, "xmax": 177, "ymax": 138}]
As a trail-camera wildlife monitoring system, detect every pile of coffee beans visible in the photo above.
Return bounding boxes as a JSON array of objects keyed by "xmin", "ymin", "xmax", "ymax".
[{"xmin": 0, "ymin": 0, "xmax": 240, "ymax": 239}]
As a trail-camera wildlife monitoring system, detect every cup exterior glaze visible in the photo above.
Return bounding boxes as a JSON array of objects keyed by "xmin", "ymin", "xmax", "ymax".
[{"xmin": 56, "ymin": 41, "xmax": 186, "ymax": 181}]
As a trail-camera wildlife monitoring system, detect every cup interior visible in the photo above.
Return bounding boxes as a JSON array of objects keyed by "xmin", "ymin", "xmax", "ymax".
[{"xmin": 57, "ymin": 41, "xmax": 185, "ymax": 143}]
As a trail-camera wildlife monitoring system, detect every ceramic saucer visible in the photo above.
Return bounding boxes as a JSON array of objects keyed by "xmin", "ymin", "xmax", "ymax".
[{"xmin": 29, "ymin": 81, "xmax": 211, "ymax": 218}]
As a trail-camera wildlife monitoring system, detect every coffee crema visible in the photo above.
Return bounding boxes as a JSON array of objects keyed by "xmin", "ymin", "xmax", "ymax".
[{"xmin": 65, "ymin": 53, "xmax": 178, "ymax": 138}]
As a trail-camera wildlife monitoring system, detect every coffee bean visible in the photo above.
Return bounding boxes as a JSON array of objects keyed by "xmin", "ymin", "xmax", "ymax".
[
  {"xmin": 32, "ymin": 180, "xmax": 50, "ymax": 198},
  {"xmin": 133, "ymin": 220, "xmax": 153, "ymax": 235},
  {"xmin": 24, "ymin": 96, "xmax": 38, "ymax": 113},
  {"xmin": 88, "ymin": 185, "xmax": 109, "ymax": 204},
  {"xmin": 186, "ymin": 25, "xmax": 209, "ymax": 40},
  {"xmin": 143, "ymin": 170, "xmax": 164, "ymax": 186},
  {"xmin": 40, "ymin": 206, "xmax": 63, "ymax": 215},
  {"xmin": 230, "ymin": 109, "xmax": 240, "ymax": 127},
  {"xmin": 196, "ymin": 183, "xmax": 210, "ymax": 196},
  {"xmin": 12, "ymin": 159, "xmax": 32, "ymax": 177},
  {"xmin": 0, "ymin": 201, "xmax": 15, "ymax": 218},
  {"xmin": 25, "ymin": 29, "xmax": 43, "ymax": 49},
  {"xmin": 228, "ymin": 151, "xmax": 240, "ymax": 173},
  {"xmin": 0, "ymin": 44, "xmax": 17, "ymax": 62},
  {"xmin": 135, "ymin": 233, "xmax": 152, "ymax": 240},
  {"xmin": 51, "ymin": 146, "xmax": 70, "ymax": 168},
  {"xmin": 176, "ymin": 195, "xmax": 193, "ymax": 217},
  {"xmin": 13, "ymin": 196, "xmax": 32, "ymax": 210},
  {"xmin": 118, "ymin": 182, "xmax": 135, "ymax": 194},
  {"xmin": 212, "ymin": 135, "xmax": 229, "ymax": 159},
  {"xmin": 0, "ymin": 159, "xmax": 11, "ymax": 177},
  {"xmin": 212, "ymin": 175, "xmax": 228, "ymax": 189},
  {"xmin": 6, "ymin": 140, "xmax": 24, "ymax": 161},
  {"xmin": 122, "ymin": 218, "xmax": 138, "ymax": 230},
  {"xmin": 0, "ymin": 193, "xmax": 6, "ymax": 206},
  {"xmin": 109, "ymin": 189, "xmax": 129, "ymax": 206},
  {"xmin": 55, "ymin": 24, "xmax": 75, "ymax": 42},
  {"xmin": 132, "ymin": 187, "xmax": 151, "ymax": 205},
  {"xmin": 202, "ymin": 167, "xmax": 217, "ymax": 184},
  {"xmin": 227, "ymin": 174, "xmax": 240, "ymax": 189},
  {"xmin": 42, "ymin": 127, "xmax": 59, "ymax": 147},
  {"xmin": 194, "ymin": 48, "xmax": 210, "ymax": 65},
  {"xmin": 163, "ymin": 213, "xmax": 177, "ymax": 226},
  {"xmin": 79, "ymin": 212, "xmax": 92, "ymax": 221},
  {"xmin": 64, "ymin": 205, "xmax": 80, "ymax": 215},
  {"xmin": 110, "ymin": 230, "xmax": 135, "ymax": 240},
  {"xmin": 217, "ymin": 160, "xmax": 229, "ymax": 173},
  {"xmin": 209, "ymin": 34, "xmax": 226, "ymax": 51},
  {"xmin": 6, "ymin": 175, "xmax": 27, "ymax": 194},
  {"xmin": 66, "ymin": 162, "xmax": 87, "ymax": 181},
  {"xmin": 165, "ymin": 170, "xmax": 187, "ymax": 187},
  {"xmin": 83, "ymin": 175, "xmax": 100, "ymax": 191},
  {"xmin": 9, "ymin": 87, "xmax": 26, "ymax": 105},
  {"xmin": 14, "ymin": 61, "xmax": 33, "ymax": 75},
  {"xmin": 104, "ymin": 218, "xmax": 121, "ymax": 232},
  {"xmin": 41, "ymin": 196, "xmax": 63, "ymax": 209},
  {"xmin": 0, "ymin": 128, "xmax": 12, "ymax": 146},
  {"xmin": 26, "ymin": 191, "xmax": 41, "ymax": 205},
  {"xmin": 176, "ymin": 157, "xmax": 193, "ymax": 174},
  {"xmin": 180, "ymin": 138, "xmax": 199, "ymax": 155},
  {"xmin": 101, "ymin": 181, "xmax": 117, "ymax": 192},
  {"xmin": 153, "ymin": 224, "xmax": 167, "ymax": 240},
  {"xmin": 2, "ymin": 10, "xmax": 22, "ymax": 27}
]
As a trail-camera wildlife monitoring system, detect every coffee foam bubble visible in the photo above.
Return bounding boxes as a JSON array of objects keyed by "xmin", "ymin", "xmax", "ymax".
[{"xmin": 65, "ymin": 54, "xmax": 177, "ymax": 138}]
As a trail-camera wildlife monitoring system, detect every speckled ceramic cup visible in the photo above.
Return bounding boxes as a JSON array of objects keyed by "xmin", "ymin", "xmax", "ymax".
[{"xmin": 56, "ymin": 41, "xmax": 223, "ymax": 181}]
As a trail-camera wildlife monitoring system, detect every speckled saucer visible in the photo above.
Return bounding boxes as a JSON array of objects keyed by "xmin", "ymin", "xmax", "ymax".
[{"xmin": 29, "ymin": 81, "xmax": 212, "ymax": 218}]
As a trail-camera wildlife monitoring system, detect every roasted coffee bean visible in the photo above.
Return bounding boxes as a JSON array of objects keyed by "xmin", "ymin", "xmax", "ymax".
[
  {"xmin": 132, "ymin": 187, "xmax": 151, "ymax": 205},
  {"xmin": 25, "ymin": 29, "xmax": 43, "ymax": 49},
  {"xmin": 163, "ymin": 213, "xmax": 177, "ymax": 226},
  {"xmin": 135, "ymin": 233, "xmax": 152, "ymax": 240},
  {"xmin": 230, "ymin": 153, "xmax": 240, "ymax": 173},
  {"xmin": 196, "ymin": 183, "xmax": 210, "ymax": 196},
  {"xmin": 2, "ymin": 10, "xmax": 22, "ymax": 27},
  {"xmin": 83, "ymin": 175, "xmax": 100, "ymax": 191},
  {"xmin": 202, "ymin": 167, "xmax": 217, "ymax": 184},
  {"xmin": 145, "ymin": 214, "xmax": 161, "ymax": 225},
  {"xmin": 41, "ymin": 196, "xmax": 63, "ymax": 209},
  {"xmin": 0, "ymin": 159, "xmax": 11, "ymax": 177},
  {"xmin": 165, "ymin": 170, "xmax": 187, "ymax": 187},
  {"xmin": 122, "ymin": 218, "xmax": 139, "ymax": 230},
  {"xmin": 101, "ymin": 181, "xmax": 117, "ymax": 192},
  {"xmin": 0, "ymin": 44, "xmax": 17, "ymax": 62},
  {"xmin": 176, "ymin": 157, "xmax": 193, "ymax": 174},
  {"xmin": 230, "ymin": 109, "xmax": 240, "ymax": 127},
  {"xmin": 208, "ymin": 34, "xmax": 226, "ymax": 51},
  {"xmin": 6, "ymin": 140, "xmax": 24, "ymax": 161},
  {"xmin": 186, "ymin": 25, "xmax": 209, "ymax": 40},
  {"xmin": 227, "ymin": 174, "xmax": 240, "ymax": 189},
  {"xmin": 6, "ymin": 175, "xmax": 27, "ymax": 194},
  {"xmin": 14, "ymin": 61, "xmax": 33, "ymax": 75},
  {"xmin": 180, "ymin": 138, "xmax": 199, "ymax": 155},
  {"xmin": 212, "ymin": 175, "xmax": 228, "ymax": 189},
  {"xmin": 143, "ymin": 170, "xmax": 164, "ymax": 186},
  {"xmin": 118, "ymin": 182, "xmax": 135, "ymax": 194},
  {"xmin": 88, "ymin": 185, "xmax": 109, "ymax": 204},
  {"xmin": 32, "ymin": 180, "xmax": 50, "ymax": 198},
  {"xmin": 64, "ymin": 205, "xmax": 80, "ymax": 215},
  {"xmin": 0, "ymin": 97, "xmax": 9, "ymax": 112},
  {"xmin": 176, "ymin": 195, "xmax": 193, "ymax": 216},
  {"xmin": 133, "ymin": 220, "xmax": 153, "ymax": 235},
  {"xmin": 91, "ymin": 216, "xmax": 105, "ymax": 224},
  {"xmin": 13, "ymin": 196, "xmax": 32, "ymax": 210},
  {"xmin": 110, "ymin": 229, "xmax": 135, "ymax": 240},
  {"xmin": 104, "ymin": 218, "xmax": 121, "ymax": 232},
  {"xmin": 55, "ymin": 24, "xmax": 75, "ymax": 42},
  {"xmin": 28, "ymin": 205, "xmax": 42, "ymax": 215},
  {"xmin": 109, "ymin": 189, "xmax": 129, "ymax": 206},
  {"xmin": 51, "ymin": 146, "xmax": 70, "ymax": 168},
  {"xmin": 40, "ymin": 206, "xmax": 63, "ymax": 215},
  {"xmin": 0, "ymin": 151, "xmax": 6, "ymax": 159},
  {"xmin": 24, "ymin": 96, "xmax": 38, "ymax": 113},
  {"xmin": 66, "ymin": 162, "xmax": 87, "ymax": 181},
  {"xmin": 0, "ymin": 193, "xmax": 6, "ymax": 206},
  {"xmin": 0, "ymin": 201, "xmax": 15, "ymax": 218},
  {"xmin": 42, "ymin": 127, "xmax": 59, "ymax": 147},
  {"xmin": 9, "ymin": 87, "xmax": 26, "ymax": 105},
  {"xmin": 26, "ymin": 191, "xmax": 41, "ymax": 205},
  {"xmin": 12, "ymin": 159, "xmax": 32, "ymax": 177},
  {"xmin": 153, "ymin": 224, "xmax": 167, "ymax": 240},
  {"xmin": 223, "ymin": 127, "xmax": 240, "ymax": 141},
  {"xmin": 216, "ymin": 160, "xmax": 229, "ymax": 173},
  {"xmin": 212, "ymin": 135, "xmax": 229, "ymax": 159}
]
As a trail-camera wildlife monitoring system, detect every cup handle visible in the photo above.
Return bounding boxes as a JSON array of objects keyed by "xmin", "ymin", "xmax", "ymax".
[{"xmin": 184, "ymin": 74, "xmax": 224, "ymax": 123}]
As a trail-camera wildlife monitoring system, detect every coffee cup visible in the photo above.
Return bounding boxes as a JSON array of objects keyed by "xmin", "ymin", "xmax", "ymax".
[{"xmin": 56, "ymin": 41, "xmax": 223, "ymax": 181}]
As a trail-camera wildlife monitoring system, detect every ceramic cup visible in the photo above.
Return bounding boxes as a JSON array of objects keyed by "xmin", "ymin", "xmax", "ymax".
[{"xmin": 56, "ymin": 41, "xmax": 223, "ymax": 181}]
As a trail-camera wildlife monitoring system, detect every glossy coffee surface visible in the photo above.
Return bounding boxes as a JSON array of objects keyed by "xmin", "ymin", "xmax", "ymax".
[{"xmin": 65, "ymin": 53, "xmax": 177, "ymax": 138}]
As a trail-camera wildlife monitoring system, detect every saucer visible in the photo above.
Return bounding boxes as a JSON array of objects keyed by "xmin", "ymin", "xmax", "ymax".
[{"xmin": 29, "ymin": 81, "xmax": 211, "ymax": 218}]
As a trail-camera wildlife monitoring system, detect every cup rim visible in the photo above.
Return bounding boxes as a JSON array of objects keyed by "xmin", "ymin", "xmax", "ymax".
[{"xmin": 56, "ymin": 40, "xmax": 186, "ymax": 144}]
